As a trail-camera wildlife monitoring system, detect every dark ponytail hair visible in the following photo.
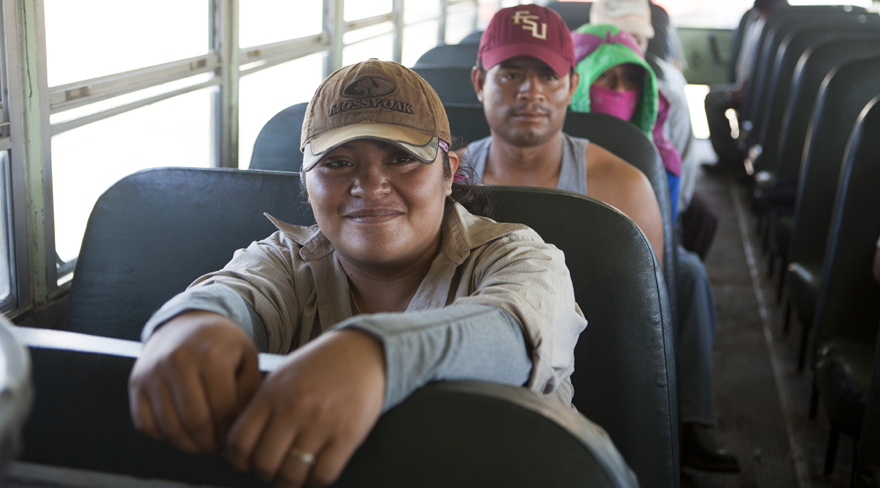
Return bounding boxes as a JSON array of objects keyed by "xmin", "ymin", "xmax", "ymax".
[{"xmin": 444, "ymin": 136, "xmax": 494, "ymax": 219}]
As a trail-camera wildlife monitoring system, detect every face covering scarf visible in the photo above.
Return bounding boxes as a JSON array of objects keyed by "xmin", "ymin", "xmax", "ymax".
[{"xmin": 589, "ymin": 84, "xmax": 639, "ymax": 122}]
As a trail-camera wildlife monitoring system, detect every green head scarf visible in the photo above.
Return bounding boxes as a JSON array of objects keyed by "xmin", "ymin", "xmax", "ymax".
[{"xmin": 570, "ymin": 23, "xmax": 658, "ymax": 137}]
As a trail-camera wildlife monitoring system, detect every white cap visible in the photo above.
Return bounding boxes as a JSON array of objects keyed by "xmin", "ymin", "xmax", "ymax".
[{"xmin": 591, "ymin": 0, "xmax": 655, "ymax": 40}]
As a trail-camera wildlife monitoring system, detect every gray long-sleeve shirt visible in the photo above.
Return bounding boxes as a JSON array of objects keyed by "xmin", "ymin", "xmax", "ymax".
[{"xmin": 143, "ymin": 203, "xmax": 587, "ymax": 410}]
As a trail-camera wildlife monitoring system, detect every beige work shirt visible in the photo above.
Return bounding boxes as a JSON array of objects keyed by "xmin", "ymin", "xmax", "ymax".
[{"xmin": 176, "ymin": 202, "xmax": 586, "ymax": 406}]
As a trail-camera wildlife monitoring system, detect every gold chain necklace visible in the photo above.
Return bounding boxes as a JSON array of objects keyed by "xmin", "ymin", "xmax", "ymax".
[{"xmin": 350, "ymin": 287, "xmax": 362, "ymax": 315}]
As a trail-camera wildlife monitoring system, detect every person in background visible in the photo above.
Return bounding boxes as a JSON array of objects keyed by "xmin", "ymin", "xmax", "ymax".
[
  {"xmin": 128, "ymin": 58, "xmax": 591, "ymax": 488},
  {"xmin": 465, "ymin": 5, "xmax": 665, "ymax": 268},
  {"xmin": 703, "ymin": 0, "xmax": 790, "ymax": 173},
  {"xmin": 590, "ymin": 0, "xmax": 718, "ymax": 260},
  {"xmin": 568, "ymin": 23, "xmax": 738, "ymax": 474},
  {"xmin": 569, "ymin": 23, "xmax": 682, "ymax": 219},
  {"xmin": 464, "ymin": 5, "xmax": 740, "ymax": 473}
]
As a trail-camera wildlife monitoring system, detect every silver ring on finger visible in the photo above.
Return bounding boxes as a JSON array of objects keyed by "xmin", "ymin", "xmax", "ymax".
[{"xmin": 288, "ymin": 447, "xmax": 316, "ymax": 466}]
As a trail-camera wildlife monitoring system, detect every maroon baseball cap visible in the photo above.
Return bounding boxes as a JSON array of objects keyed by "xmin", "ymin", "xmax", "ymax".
[{"xmin": 478, "ymin": 5, "xmax": 575, "ymax": 77}]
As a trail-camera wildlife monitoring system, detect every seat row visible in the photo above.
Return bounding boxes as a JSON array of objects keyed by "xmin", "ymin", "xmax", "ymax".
[
  {"xmin": 725, "ymin": 5, "xmax": 880, "ymax": 484},
  {"xmin": 5, "ymin": 4, "xmax": 692, "ymax": 486},
  {"xmin": 6, "ymin": 168, "xmax": 670, "ymax": 487}
]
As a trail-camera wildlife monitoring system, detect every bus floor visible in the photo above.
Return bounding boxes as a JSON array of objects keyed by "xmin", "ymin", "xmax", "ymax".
[{"xmin": 683, "ymin": 138, "xmax": 854, "ymax": 488}]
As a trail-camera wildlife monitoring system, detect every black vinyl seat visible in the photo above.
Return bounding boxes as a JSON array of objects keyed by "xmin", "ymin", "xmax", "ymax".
[
  {"xmin": 808, "ymin": 94, "xmax": 880, "ymax": 477},
  {"xmin": 412, "ymin": 44, "xmax": 478, "ymax": 68},
  {"xmin": 854, "ymin": 332, "xmax": 880, "ymax": 487},
  {"xmin": 488, "ymin": 186, "xmax": 678, "ymax": 488},
  {"xmin": 12, "ymin": 327, "xmax": 639, "ymax": 488},
  {"xmin": 763, "ymin": 42, "xmax": 880, "ymax": 290},
  {"xmin": 750, "ymin": 25, "xmax": 880, "ymax": 176},
  {"xmin": 412, "ymin": 66, "xmax": 479, "ymax": 105},
  {"xmin": 546, "ymin": 0, "xmax": 591, "ymax": 31},
  {"xmin": 644, "ymin": 3, "xmax": 679, "ymax": 65},
  {"xmin": 459, "ymin": 30, "xmax": 483, "ymax": 45},
  {"xmin": 749, "ymin": 29, "xmax": 880, "ymax": 287},
  {"xmin": 741, "ymin": 12, "xmax": 878, "ymax": 150},
  {"xmin": 445, "ymin": 105, "xmax": 678, "ymax": 322},
  {"xmin": 773, "ymin": 40, "xmax": 880, "ymax": 186},
  {"xmin": 784, "ymin": 56, "xmax": 880, "ymax": 372},
  {"xmin": 65, "ymin": 169, "xmax": 316, "ymax": 340},
  {"xmin": 738, "ymin": 6, "xmax": 874, "ymax": 138},
  {"xmin": 727, "ymin": 8, "xmax": 754, "ymax": 83},
  {"xmin": 60, "ymin": 167, "xmax": 677, "ymax": 488},
  {"xmin": 249, "ymin": 102, "xmax": 308, "ymax": 172}
]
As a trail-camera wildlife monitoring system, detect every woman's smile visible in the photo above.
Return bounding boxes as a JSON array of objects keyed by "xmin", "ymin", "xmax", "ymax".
[
  {"xmin": 342, "ymin": 205, "xmax": 406, "ymax": 224},
  {"xmin": 304, "ymin": 138, "xmax": 455, "ymax": 269}
]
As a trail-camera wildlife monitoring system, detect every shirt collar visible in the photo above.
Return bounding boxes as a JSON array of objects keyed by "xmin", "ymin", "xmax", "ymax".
[
  {"xmin": 440, "ymin": 202, "xmax": 528, "ymax": 265},
  {"xmin": 264, "ymin": 202, "xmax": 525, "ymax": 264}
]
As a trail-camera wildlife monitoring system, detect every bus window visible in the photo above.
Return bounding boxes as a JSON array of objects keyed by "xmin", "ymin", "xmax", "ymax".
[
  {"xmin": 43, "ymin": 2, "xmax": 217, "ymax": 281},
  {"xmin": 0, "ymin": 151, "xmax": 13, "ymax": 312},
  {"xmin": 657, "ymin": 0, "xmax": 873, "ymax": 28},
  {"xmin": 50, "ymin": 89, "xmax": 213, "ymax": 272},
  {"xmin": 343, "ymin": 26, "xmax": 394, "ymax": 66},
  {"xmin": 346, "ymin": 0, "xmax": 393, "ymax": 21},
  {"xmin": 240, "ymin": 1, "xmax": 322, "ymax": 49},
  {"xmin": 446, "ymin": 1, "xmax": 478, "ymax": 44},
  {"xmin": 402, "ymin": 0, "xmax": 442, "ymax": 66},
  {"xmin": 239, "ymin": 54, "xmax": 325, "ymax": 168},
  {"xmin": 4, "ymin": 0, "xmax": 496, "ymax": 312},
  {"xmin": 43, "ymin": 1, "xmax": 208, "ymax": 87}
]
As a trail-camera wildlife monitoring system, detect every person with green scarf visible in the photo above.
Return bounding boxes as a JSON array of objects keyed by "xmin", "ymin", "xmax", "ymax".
[
  {"xmin": 571, "ymin": 23, "xmax": 741, "ymax": 474},
  {"xmin": 570, "ymin": 23, "xmax": 682, "ymax": 220}
]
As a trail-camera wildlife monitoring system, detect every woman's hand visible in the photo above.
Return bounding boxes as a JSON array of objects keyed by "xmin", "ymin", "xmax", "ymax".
[
  {"xmin": 225, "ymin": 328, "xmax": 386, "ymax": 488},
  {"xmin": 128, "ymin": 311, "xmax": 262, "ymax": 454}
]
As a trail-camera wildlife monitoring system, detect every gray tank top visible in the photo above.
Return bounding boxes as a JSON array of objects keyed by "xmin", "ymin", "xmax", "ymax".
[{"xmin": 464, "ymin": 133, "xmax": 589, "ymax": 195}]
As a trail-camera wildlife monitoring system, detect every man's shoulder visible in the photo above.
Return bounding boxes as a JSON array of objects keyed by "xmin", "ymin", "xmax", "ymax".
[
  {"xmin": 463, "ymin": 135, "xmax": 492, "ymax": 152},
  {"xmin": 441, "ymin": 203, "xmax": 542, "ymax": 264},
  {"xmin": 561, "ymin": 131, "xmax": 588, "ymax": 144},
  {"xmin": 585, "ymin": 143, "xmax": 649, "ymax": 187}
]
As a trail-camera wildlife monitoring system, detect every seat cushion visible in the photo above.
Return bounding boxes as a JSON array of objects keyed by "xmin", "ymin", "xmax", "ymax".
[
  {"xmin": 787, "ymin": 261, "xmax": 822, "ymax": 326},
  {"xmin": 814, "ymin": 338, "xmax": 875, "ymax": 435},
  {"xmin": 771, "ymin": 215, "xmax": 793, "ymax": 255}
]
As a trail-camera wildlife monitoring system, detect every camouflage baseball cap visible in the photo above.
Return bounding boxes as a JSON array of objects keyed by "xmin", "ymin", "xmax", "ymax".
[{"xmin": 300, "ymin": 59, "xmax": 450, "ymax": 171}]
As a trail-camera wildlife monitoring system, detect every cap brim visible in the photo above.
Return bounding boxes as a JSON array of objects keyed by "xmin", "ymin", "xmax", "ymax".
[
  {"xmin": 480, "ymin": 43, "xmax": 572, "ymax": 77},
  {"xmin": 302, "ymin": 123, "xmax": 441, "ymax": 171}
]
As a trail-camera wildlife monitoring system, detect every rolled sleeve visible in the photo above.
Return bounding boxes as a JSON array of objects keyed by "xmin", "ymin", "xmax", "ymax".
[
  {"xmin": 141, "ymin": 283, "xmax": 268, "ymax": 351},
  {"xmin": 334, "ymin": 304, "xmax": 532, "ymax": 411},
  {"xmin": 454, "ymin": 230, "xmax": 587, "ymax": 400}
]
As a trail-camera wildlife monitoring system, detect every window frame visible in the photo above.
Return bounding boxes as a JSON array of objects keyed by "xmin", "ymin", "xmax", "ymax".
[{"xmin": 0, "ymin": 0, "xmax": 516, "ymax": 319}]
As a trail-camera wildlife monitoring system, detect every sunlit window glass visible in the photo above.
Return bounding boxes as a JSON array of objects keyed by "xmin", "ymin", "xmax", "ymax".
[
  {"xmin": 403, "ymin": 22, "xmax": 440, "ymax": 67},
  {"xmin": 477, "ymin": 0, "xmax": 510, "ymax": 29},
  {"xmin": 51, "ymin": 89, "xmax": 213, "ymax": 265},
  {"xmin": 343, "ymin": 35, "xmax": 393, "ymax": 67},
  {"xmin": 655, "ymin": 0, "xmax": 872, "ymax": 28},
  {"xmin": 656, "ymin": 0, "xmax": 758, "ymax": 28},
  {"xmin": 789, "ymin": 0, "xmax": 870, "ymax": 6},
  {"xmin": 239, "ymin": 54, "xmax": 325, "ymax": 169},
  {"xmin": 404, "ymin": 0, "xmax": 439, "ymax": 24},
  {"xmin": 0, "ymin": 151, "xmax": 13, "ymax": 310},
  {"xmin": 43, "ymin": 1, "xmax": 208, "ymax": 87},
  {"xmin": 344, "ymin": 22, "xmax": 394, "ymax": 45},
  {"xmin": 446, "ymin": 6, "xmax": 477, "ymax": 44},
  {"xmin": 346, "ymin": 0, "xmax": 392, "ymax": 22},
  {"xmin": 240, "ymin": 1, "xmax": 322, "ymax": 49}
]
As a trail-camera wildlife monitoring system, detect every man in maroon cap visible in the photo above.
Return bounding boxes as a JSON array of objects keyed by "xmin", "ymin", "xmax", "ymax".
[
  {"xmin": 466, "ymin": 4, "xmax": 664, "ymax": 265},
  {"xmin": 466, "ymin": 4, "xmax": 741, "ymax": 474}
]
